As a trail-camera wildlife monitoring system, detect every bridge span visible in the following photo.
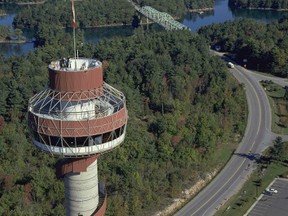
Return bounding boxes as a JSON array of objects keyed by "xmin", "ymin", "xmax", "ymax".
[{"xmin": 129, "ymin": 1, "xmax": 189, "ymax": 30}]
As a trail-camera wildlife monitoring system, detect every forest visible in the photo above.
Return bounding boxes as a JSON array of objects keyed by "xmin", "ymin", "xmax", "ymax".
[
  {"xmin": 13, "ymin": 0, "xmax": 135, "ymax": 29},
  {"xmin": 229, "ymin": 0, "xmax": 288, "ymax": 9},
  {"xmin": 12, "ymin": 0, "xmax": 215, "ymax": 29},
  {"xmin": 198, "ymin": 17, "xmax": 288, "ymax": 77},
  {"xmin": 0, "ymin": 21, "xmax": 248, "ymax": 215}
]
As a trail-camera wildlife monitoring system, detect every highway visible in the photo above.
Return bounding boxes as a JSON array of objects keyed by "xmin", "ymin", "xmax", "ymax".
[{"xmin": 174, "ymin": 53, "xmax": 288, "ymax": 216}]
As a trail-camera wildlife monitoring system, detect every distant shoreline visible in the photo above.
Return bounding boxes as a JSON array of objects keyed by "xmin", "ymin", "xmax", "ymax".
[
  {"xmin": 188, "ymin": 7, "xmax": 214, "ymax": 12},
  {"xmin": 0, "ymin": 39, "xmax": 32, "ymax": 44},
  {"xmin": 79, "ymin": 23, "xmax": 129, "ymax": 28},
  {"xmin": 231, "ymin": 6, "xmax": 288, "ymax": 11},
  {"xmin": 0, "ymin": 1, "xmax": 45, "ymax": 5}
]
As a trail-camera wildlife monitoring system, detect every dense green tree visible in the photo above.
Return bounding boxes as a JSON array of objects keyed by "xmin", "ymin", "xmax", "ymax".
[
  {"xmin": 0, "ymin": 26, "xmax": 12, "ymax": 40},
  {"xmin": 229, "ymin": 0, "xmax": 288, "ymax": 9},
  {"xmin": 270, "ymin": 136, "xmax": 288, "ymax": 161},
  {"xmin": 13, "ymin": 28, "xmax": 25, "ymax": 40},
  {"xmin": 284, "ymin": 86, "xmax": 288, "ymax": 100}
]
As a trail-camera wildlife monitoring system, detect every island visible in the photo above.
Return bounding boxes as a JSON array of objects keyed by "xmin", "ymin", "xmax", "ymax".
[
  {"xmin": 0, "ymin": 26, "xmax": 26, "ymax": 43},
  {"xmin": 0, "ymin": 9, "xmax": 6, "ymax": 16}
]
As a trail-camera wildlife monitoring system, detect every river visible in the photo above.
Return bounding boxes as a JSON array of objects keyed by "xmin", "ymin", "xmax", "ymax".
[{"xmin": 1, "ymin": 0, "xmax": 288, "ymax": 57}]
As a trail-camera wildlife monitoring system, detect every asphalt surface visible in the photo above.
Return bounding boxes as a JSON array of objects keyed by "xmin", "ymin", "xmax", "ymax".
[
  {"xmin": 174, "ymin": 53, "xmax": 288, "ymax": 216},
  {"xmin": 246, "ymin": 178, "xmax": 288, "ymax": 216}
]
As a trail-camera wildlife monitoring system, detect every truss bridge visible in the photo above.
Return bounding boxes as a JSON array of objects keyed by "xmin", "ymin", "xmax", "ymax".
[{"xmin": 129, "ymin": 1, "xmax": 189, "ymax": 30}]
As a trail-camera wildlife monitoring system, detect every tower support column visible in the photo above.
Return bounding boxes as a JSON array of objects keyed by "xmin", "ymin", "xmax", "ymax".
[{"xmin": 65, "ymin": 159, "xmax": 99, "ymax": 216}]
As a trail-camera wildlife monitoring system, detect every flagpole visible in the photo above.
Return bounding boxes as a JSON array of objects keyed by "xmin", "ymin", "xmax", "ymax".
[
  {"xmin": 73, "ymin": 25, "xmax": 76, "ymax": 66},
  {"xmin": 72, "ymin": 0, "xmax": 77, "ymax": 69}
]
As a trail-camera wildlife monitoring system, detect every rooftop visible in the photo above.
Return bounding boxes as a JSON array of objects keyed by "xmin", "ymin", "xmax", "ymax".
[{"xmin": 49, "ymin": 58, "xmax": 101, "ymax": 72}]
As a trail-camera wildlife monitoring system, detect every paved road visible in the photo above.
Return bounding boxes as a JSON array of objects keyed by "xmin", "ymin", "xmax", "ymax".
[{"xmin": 174, "ymin": 54, "xmax": 288, "ymax": 216}]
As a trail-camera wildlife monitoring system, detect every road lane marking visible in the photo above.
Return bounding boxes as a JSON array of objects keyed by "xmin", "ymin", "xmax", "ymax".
[
  {"xmin": 246, "ymin": 75, "xmax": 262, "ymax": 137},
  {"xmin": 191, "ymin": 157, "xmax": 247, "ymax": 215},
  {"xmin": 235, "ymin": 66, "xmax": 262, "ymax": 143}
]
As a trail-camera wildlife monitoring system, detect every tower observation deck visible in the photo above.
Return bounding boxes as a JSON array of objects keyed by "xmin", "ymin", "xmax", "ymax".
[{"xmin": 28, "ymin": 58, "xmax": 128, "ymax": 215}]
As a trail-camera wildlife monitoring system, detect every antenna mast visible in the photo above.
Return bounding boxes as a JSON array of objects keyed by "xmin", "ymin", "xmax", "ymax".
[{"xmin": 72, "ymin": 0, "xmax": 77, "ymax": 66}]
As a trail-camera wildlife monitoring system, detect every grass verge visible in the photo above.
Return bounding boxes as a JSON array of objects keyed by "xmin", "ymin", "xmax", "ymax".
[
  {"xmin": 261, "ymin": 80, "xmax": 288, "ymax": 134},
  {"xmin": 215, "ymin": 160, "xmax": 288, "ymax": 216}
]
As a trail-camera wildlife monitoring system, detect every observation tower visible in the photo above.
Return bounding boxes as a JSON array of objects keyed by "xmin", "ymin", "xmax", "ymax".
[{"xmin": 28, "ymin": 58, "xmax": 128, "ymax": 215}]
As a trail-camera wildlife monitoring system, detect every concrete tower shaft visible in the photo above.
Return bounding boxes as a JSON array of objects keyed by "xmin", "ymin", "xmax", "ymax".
[{"xmin": 65, "ymin": 159, "xmax": 99, "ymax": 215}]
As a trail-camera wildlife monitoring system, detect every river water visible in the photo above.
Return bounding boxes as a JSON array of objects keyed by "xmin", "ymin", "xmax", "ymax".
[{"xmin": 1, "ymin": 0, "xmax": 288, "ymax": 57}]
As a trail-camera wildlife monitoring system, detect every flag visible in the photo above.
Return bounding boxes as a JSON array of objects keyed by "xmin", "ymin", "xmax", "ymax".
[{"xmin": 72, "ymin": 0, "xmax": 76, "ymax": 29}]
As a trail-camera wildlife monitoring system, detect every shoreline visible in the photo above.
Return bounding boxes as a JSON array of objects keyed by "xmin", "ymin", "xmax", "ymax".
[
  {"xmin": 231, "ymin": 6, "xmax": 288, "ymax": 11},
  {"xmin": 19, "ymin": 22, "xmax": 130, "ymax": 29},
  {"xmin": 188, "ymin": 7, "xmax": 214, "ymax": 12},
  {"xmin": 0, "ymin": 1, "xmax": 45, "ymax": 5},
  {"xmin": 83, "ymin": 23, "xmax": 129, "ymax": 28},
  {"xmin": 0, "ymin": 39, "xmax": 32, "ymax": 44}
]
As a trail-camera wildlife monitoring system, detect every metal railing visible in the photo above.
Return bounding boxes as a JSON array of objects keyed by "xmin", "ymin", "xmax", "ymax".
[{"xmin": 28, "ymin": 83, "xmax": 126, "ymax": 121}]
